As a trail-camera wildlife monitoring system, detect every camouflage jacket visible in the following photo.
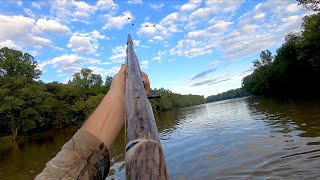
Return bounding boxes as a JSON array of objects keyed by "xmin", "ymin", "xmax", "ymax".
[{"xmin": 35, "ymin": 129, "xmax": 110, "ymax": 180}]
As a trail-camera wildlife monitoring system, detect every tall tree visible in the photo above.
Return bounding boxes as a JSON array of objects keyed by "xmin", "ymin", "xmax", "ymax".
[
  {"xmin": 69, "ymin": 68, "xmax": 103, "ymax": 89},
  {"xmin": 297, "ymin": 0, "xmax": 320, "ymax": 11},
  {"xmin": 300, "ymin": 13, "xmax": 320, "ymax": 70},
  {"xmin": 0, "ymin": 77, "xmax": 55, "ymax": 140},
  {"xmin": 252, "ymin": 50, "xmax": 273, "ymax": 69},
  {"xmin": 0, "ymin": 47, "xmax": 41, "ymax": 79}
]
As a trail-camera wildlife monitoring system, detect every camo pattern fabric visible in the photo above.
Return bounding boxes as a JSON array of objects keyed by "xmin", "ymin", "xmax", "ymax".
[{"xmin": 35, "ymin": 129, "xmax": 110, "ymax": 180}]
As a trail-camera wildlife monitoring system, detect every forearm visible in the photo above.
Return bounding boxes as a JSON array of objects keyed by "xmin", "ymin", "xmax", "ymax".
[
  {"xmin": 35, "ymin": 130, "xmax": 110, "ymax": 180},
  {"xmin": 81, "ymin": 94, "xmax": 125, "ymax": 149}
]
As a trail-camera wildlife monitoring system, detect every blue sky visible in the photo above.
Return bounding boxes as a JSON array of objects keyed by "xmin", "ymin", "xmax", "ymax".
[{"xmin": 0, "ymin": 0, "xmax": 309, "ymax": 97}]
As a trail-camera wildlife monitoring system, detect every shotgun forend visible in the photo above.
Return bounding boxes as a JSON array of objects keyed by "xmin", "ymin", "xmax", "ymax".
[{"xmin": 125, "ymin": 34, "xmax": 168, "ymax": 180}]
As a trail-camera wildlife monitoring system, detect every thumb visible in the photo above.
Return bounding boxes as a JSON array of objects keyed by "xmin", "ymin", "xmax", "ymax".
[{"xmin": 119, "ymin": 64, "xmax": 126, "ymax": 74}]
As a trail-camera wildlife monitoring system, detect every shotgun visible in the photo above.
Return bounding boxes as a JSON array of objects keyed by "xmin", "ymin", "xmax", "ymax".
[{"xmin": 125, "ymin": 34, "xmax": 168, "ymax": 180}]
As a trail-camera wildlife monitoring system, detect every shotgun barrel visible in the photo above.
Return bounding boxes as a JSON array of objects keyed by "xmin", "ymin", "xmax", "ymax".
[{"xmin": 125, "ymin": 34, "xmax": 168, "ymax": 180}]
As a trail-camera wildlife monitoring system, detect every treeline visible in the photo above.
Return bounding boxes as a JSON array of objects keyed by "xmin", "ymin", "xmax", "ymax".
[
  {"xmin": 150, "ymin": 88, "xmax": 206, "ymax": 112},
  {"xmin": 242, "ymin": 12, "xmax": 320, "ymax": 97},
  {"xmin": 206, "ymin": 88, "xmax": 250, "ymax": 103},
  {"xmin": 0, "ymin": 47, "xmax": 204, "ymax": 140}
]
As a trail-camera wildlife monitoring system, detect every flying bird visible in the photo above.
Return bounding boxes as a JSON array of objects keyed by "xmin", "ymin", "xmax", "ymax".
[
  {"xmin": 132, "ymin": 23, "xmax": 134, "ymax": 26},
  {"xmin": 153, "ymin": 24, "xmax": 156, "ymax": 27},
  {"xmin": 145, "ymin": 25, "xmax": 149, "ymax": 27},
  {"xmin": 127, "ymin": 17, "xmax": 131, "ymax": 20}
]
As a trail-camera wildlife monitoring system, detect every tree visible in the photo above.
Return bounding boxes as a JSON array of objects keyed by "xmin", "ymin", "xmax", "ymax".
[
  {"xmin": 300, "ymin": 13, "xmax": 320, "ymax": 70},
  {"xmin": 68, "ymin": 68, "xmax": 105, "ymax": 97},
  {"xmin": 69, "ymin": 68, "xmax": 102, "ymax": 89},
  {"xmin": 105, "ymin": 76, "xmax": 113, "ymax": 87},
  {"xmin": 260, "ymin": 49, "xmax": 273, "ymax": 65},
  {"xmin": 252, "ymin": 50, "xmax": 273, "ymax": 69},
  {"xmin": 297, "ymin": 0, "xmax": 320, "ymax": 11},
  {"xmin": 0, "ymin": 47, "xmax": 41, "ymax": 79},
  {"xmin": 0, "ymin": 76, "xmax": 55, "ymax": 140},
  {"xmin": 242, "ymin": 13, "xmax": 320, "ymax": 97}
]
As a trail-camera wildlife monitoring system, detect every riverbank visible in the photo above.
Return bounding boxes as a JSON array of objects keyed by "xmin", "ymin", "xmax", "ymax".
[
  {"xmin": 0, "ymin": 136, "xmax": 12, "ymax": 143},
  {"xmin": 2, "ymin": 97, "xmax": 320, "ymax": 179}
]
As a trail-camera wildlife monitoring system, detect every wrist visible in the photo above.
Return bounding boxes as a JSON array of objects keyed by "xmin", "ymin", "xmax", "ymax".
[{"xmin": 82, "ymin": 94, "xmax": 125, "ymax": 149}]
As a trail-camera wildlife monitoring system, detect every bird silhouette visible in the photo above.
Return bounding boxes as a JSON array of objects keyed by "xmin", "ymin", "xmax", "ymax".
[
  {"xmin": 127, "ymin": 17, "xmax": 131, "ymax": 20},
  {"xmin": 132, "ymin": 23, "xmax": 134, "ymax": 26},
  {"xmin": 145, "ymin": 25, "xmax": 149, "ymax": 27}
]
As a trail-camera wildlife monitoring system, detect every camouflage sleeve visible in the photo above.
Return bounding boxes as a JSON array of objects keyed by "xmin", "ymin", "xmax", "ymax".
[{"xmin": 35, "ymin": 129, "xmax": 110, "ymax": 180}]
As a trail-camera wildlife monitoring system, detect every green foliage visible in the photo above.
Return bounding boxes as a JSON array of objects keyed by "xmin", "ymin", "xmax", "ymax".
[
  {"xmin": 0, "ymin": 47, "xmax": 41, "ymax": 79},
  {"xmin": 0, "ymin": 48, "xmax": 204, "ymax": 139},
  {"xmin": 0, "ymin": 76, "xmax": 55, "ymax": 139},
  {"xmin": 206, "ymin": 88, "xmax": 250, "ymax": 103},
  {"xmin": 150, "ymin": 88, "xmax": 206, "ymax": 113},
  {"xmin": 297, "ymin": 0, "xmax": 320, "ymax": 11},
  {"xmin": 242, "ymin": 13, "xmax": 320, "ymax": 97},
  {"xmin": 300, "ymin": 13, "xmax": 320, "ymax": 70}
]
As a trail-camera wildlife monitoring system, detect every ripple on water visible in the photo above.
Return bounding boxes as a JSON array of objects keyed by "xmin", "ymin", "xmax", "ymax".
[{"xmin": 1, "ymin": 97, "xmax": 320, "ymax": 179}]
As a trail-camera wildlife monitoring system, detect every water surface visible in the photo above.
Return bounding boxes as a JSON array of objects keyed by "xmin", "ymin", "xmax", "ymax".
[{"xmin": 1, "ymin": 97, "xmax": 320, "ymax": 179}]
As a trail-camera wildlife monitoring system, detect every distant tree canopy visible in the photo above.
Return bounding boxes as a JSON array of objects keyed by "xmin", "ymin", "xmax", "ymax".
[
  {"xmin": 242, "ymin": 13, "xmax": 320, "ymax": 97},
  {"xmin": 150, "ymin": 88, "xmax": 206, "ymax": 112},
  {"xmin": 0, "ymin": 47, "xmax": 41, "ymax": 79},
  {"xmin": 0, "ymin": 47, "xmax": 205, "ymax": 140},
  {"xmin": 206, "ymin": 88, "xmax": 250, "ymax": 103},
  {"xmin": 297, "ymin": 0, "xmax": 320, "ymax": 11}
]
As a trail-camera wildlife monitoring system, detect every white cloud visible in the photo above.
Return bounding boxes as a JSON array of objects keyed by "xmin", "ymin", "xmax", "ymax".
[
  {"xmin": 50, "ymin": 0, "xmax": 118, "ymax": 23},
  {"xmin": 36, "ymin": 19, "xmax": 70, "ymax": 34},
  {"xmin": 128, "ymin": 0, "xmax": 143, "ymax": 5},
  {"xmin": 209, "ymin": 60, "xmax": 223, "ymax": 67},
  {"xmin": 190, "ymin": 0, "xmax": 242, "ymax": 20},
  {"xmin": 141, "ymin": 60, "xmax": 149, "ymax": 69},
  {"xmin": 73, "ymin": 1, "xmax": 97, "ymax": 18},
  {"xmin": 133, "ymin": 40, "xmax": 141, "ymax": 46},
  {"xmin": 287, "ymin": 3, "xmax": 300, "ymax": 13},
  {"xmin": 109, "ymin": 45, "xmax": 126, "ymax": 63},
  {"xmin": 87, "ymin": 66, "xmax": 120, "ymax": 77},
  {"xmin": 180, "ymin": 0, "xmax": 202, "ymax": 12},
  {"xmin": 32, "ymin": 2, "xmax": 41, "ymax": 9},
  {"xmin": 210, "ymin": 20, "xmax": 233, "ymax": 30},
  {"xmin": 154, "ymin": 36, "xmax": 163, "ymax": 41},
  {"xmin": 103, "ymin": 11, "xmax": 133, "ymax": 29},
  {"xmin": 40, "ymin": 54, "xmax": 103, "ymax": 74},
  {"xmin": 96, "ymin": 0, "xmax": 117, "ymax": 10},
  {"xmin": 137, "ymin": 22, "xmax": 157, "ymax": 36},
  {"xmin": 67, "ymin": 30, "xmax": 106, "ymax": 54},
  {"xmin": 152, "ymin": 50, "xmax": 167, "ymax": 62},
  {"xmin": 170, "ymin": 0, "xmax": 304, "ymax": 60},
  {"xmin": 24, "ymin": 8, "xmax": 35, "ymax": 18},
  {"xmin": 254, "ymin": 13, "xmax": 265, "ymax": 19},
  {"xmin": 149, "ymin": 3, "xmax": 164, "ymax": 10},
  {"xmin": 137, "ymin": 21, "xmax": 177, "ymax": 42},
  {"xmin": 0, "ymin": 15, "xmax": 53, "ymax": 49},
  {"xmin": 17, "ymin": 0, "xmax": 22, "ymax": 6},
  {"xmin": 161, "ymin": 12, "xmax": 179, "ymax": 26},
  {"xmin": 0, "ymin": 40, "xmax": 21, "ymax": 49}
]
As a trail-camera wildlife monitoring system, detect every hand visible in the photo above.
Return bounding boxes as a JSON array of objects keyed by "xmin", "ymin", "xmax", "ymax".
[
  {"xmin": 108, "ymin": 64, "xmax": 151, "ymax": 98},
  {"xmin": 82, "ymin": 64, "xmax": 151, "ymax": 149}
]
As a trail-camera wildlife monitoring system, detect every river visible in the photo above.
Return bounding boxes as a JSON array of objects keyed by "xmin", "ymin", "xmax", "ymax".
[{"xmin": 0, "ymin": 97, "xmax": 320, "ymax": 179}]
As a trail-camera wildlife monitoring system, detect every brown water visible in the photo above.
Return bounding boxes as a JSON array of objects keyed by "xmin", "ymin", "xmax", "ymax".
[{"xmin": 0, "ymin": 97, "xmax": 320, "ymax": 179}]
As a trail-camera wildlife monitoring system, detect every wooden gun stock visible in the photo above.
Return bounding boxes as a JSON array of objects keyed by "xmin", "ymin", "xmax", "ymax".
[{"xmin": 125, "ymin": 34, "xmax": 168, "ymax": 180}]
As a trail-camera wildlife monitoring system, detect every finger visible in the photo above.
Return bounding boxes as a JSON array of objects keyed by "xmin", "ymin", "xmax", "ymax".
[
  {"xmin": 141, "ymin": 71, "xmax": 148, "ymax": 79},
  {"xmin": 141, "ymin": 72, "xmax": 150, "ymax": 94},
  {"xmin": 118, "ymin": 64, "xmax": 126, "ymax": 74}
]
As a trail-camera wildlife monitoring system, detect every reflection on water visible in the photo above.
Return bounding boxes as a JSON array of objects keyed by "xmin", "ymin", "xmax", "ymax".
[
  {"xmin": 0, "ymin": 127, "xmax": 78, "ymax": 180},
  {"xmin": 1, "ymin": 97, "xmax": 320, "ymax": 179}
]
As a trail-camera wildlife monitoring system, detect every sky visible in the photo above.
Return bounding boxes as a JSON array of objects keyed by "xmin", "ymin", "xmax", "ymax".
[{"xmin": 0, "ymin": 0, "xmax": 310, "ymax": 97}]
